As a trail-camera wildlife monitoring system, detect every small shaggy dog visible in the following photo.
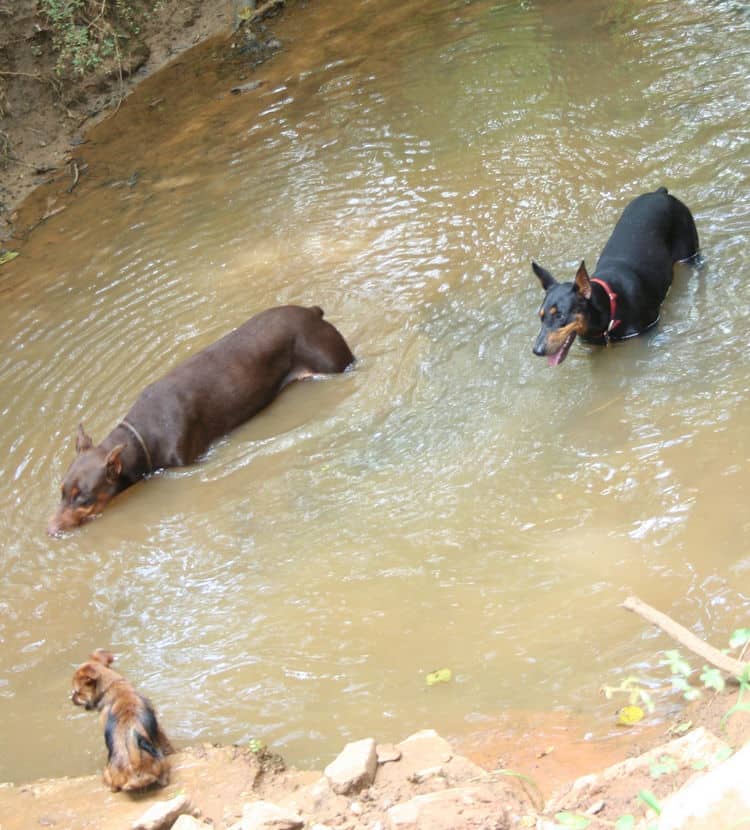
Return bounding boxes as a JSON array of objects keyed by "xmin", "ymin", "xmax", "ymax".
[{"xmin": 71, "ymin": 649, "xmax": 173, "ymax": 791}]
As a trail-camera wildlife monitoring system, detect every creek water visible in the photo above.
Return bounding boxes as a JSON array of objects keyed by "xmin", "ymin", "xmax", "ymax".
[{"xmin": 1, "ymin": 0, "xmax": 749, "ymax": 784}]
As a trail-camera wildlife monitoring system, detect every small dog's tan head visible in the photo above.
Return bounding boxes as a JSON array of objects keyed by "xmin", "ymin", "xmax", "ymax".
[{"xmin": 71, "ymin": 649, "xmax": 117, "ymax": 710}]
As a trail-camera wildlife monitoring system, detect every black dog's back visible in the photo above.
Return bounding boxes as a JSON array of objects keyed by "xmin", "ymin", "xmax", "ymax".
[
  {"xmin": 596, "ymin": 187, "xmax": 699, "ymax": 292},
  {"xmin": 593, "ymin": 187, "xmax": 699, "ymax": 335}
]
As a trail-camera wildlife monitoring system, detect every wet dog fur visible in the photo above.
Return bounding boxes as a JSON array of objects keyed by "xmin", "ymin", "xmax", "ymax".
[
  {"xmin": 48, "ymin": 305, "xmax": 354, "ymax": 534},
  {"xmin": 531, "ymin": 187, "xmax": 700, "ymax": 366},
  {"xmin": 71, "ymin": 649, "xmax": 173, "ymax": 792}
]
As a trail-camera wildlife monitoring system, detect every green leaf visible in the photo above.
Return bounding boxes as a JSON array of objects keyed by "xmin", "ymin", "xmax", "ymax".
[
  {"xmin": 639, "ymin": 689, "xmax": 656, "ymax": 713},
  {"xmin": 0, "ymin": 250, "xmax": 19, "ymax": 266},
  {"xmin": 729, "ymin": 628, "xmax": 750, "ymax": 649},
  {"xmin": 649, "ymin": 755, "xmax": 678, "ymax": 778},
  {"xmin": 671, "ymin": 720, "xmax": 692, "ymax": 735},
  {"xmin": 671, "ymin": 676, "xmax": 692, "ymax": 693},
  {"xmin": 553, "ymin": 812, "xmax": 591, "ymax": 828},
  {"xmin": 662, "ymin": 650, "xmax": 692, "ymax": 677},
  {"xmin": 615, "ymin": 816, "xmax": 635, "ymax": 830},
  {"xmin": 722, "ymin": 699, "xmax": 750, "ymax": 728},
  {"xmin": 638, "ymin": 790, "xmax": 662, "ymax": 815},
  {"xmin": 713, "ymin": 745, "xmax": 733, "ymax": 763},
  {"xmin": 425, "ymin": 668, "xmax": 452, "ymax": 686},
  {"xmin": 683, "ymin": 687, "xmax": 702, "ymax": 701},
  {"xmin": 700, "ymin": 666, "xmax": 725, "ymax": 692}
]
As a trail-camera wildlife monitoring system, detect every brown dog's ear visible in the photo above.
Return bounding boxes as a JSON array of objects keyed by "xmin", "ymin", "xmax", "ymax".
[
  {"xmin": 91, "ymin": 649, "xmax": 115, "ymax": 666},
  {"xmin": 105, "ymin": 446, "xmax": 124, "ymax": 483},
  {"xmin": 76, "ymin": 424, "xmax": 94, "ymax": 454},
  {"xmin": 574, "ymin": 260, "xmax": 592, "ymax": 299},
  {"xmin": 78, "ymin": 663, "xmax": 100, "ymax": 680},
  {"xmin": 532, "ymin": 261, "xmax": 557, "ymax": 291}
]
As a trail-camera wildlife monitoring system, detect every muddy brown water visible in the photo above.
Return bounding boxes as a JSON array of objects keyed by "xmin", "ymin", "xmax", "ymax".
[{"xmin": 1, "ymin": 0, "xmax": 749, "ymax": 785}]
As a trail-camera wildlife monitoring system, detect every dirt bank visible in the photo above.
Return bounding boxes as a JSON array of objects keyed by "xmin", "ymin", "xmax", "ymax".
[
  {"xmin": 0, "ymin": 0, "xmax": 287, "ymax": 243},
  {"xmin": 0, "ymin": 690, "xmax": 748, "ymax": 830}
]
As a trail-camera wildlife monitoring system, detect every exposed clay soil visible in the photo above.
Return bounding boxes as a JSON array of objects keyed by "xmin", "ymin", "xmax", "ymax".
[
  {"xmin": 0, "ymin": 0, "xmax": 287, "ymax": 243},
  {"xmin": 0, "ymin": 689, "xmax": 748, "ymax": 829}
]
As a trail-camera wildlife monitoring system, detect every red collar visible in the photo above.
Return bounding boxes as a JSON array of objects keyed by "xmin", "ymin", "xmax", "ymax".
[{"xmin": 590, "ymin": 277, "xmax": 621, "ymax": 335}]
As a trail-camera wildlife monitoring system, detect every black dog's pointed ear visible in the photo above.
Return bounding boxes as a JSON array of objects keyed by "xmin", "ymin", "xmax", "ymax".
[
  {"xmin": 532, "ymin": 261, "xmax": 556, "ymax": 290},
  {"xmin": 574, "ymin": 260, "xmax": 592, "ymax": 299},
  {"xmin": 76, "ymin": 423, "xmax": 93, "ymax": 454}
]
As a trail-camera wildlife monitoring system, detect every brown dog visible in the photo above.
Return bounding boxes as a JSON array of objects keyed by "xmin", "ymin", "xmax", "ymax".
[
  {"xmin": 48, "ymin": 305, "xmax": 354, "ymax": 534},
  {"xmin": 71, "ymin": 649, "xmax": 173, "ymax": 792}
]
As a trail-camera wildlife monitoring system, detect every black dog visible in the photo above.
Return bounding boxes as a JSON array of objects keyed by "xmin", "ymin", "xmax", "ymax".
[{"xmin": 532, "ymin": 187, "xmax": 700, "ymax": 366}]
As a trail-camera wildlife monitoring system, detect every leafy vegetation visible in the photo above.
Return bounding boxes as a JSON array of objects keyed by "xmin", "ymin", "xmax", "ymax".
[
  {"xmin": 39, "ymin": 0, "xmax": 158, "ymax": 77},
  {"xmin": 603, "ymin": 627, "xmax": 750, "ymax": 728}
]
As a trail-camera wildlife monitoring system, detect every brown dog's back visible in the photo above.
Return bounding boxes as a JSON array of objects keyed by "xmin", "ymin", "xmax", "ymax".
[
  {"xmin": 127, "ymin": 305, "xmax": 354, "ymax": 468},
  {"xmin": 49, "ymin": 305, "xmax": 354, "ymax": 533}
]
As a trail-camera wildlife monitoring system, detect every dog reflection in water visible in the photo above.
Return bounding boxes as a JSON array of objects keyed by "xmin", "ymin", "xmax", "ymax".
[{"xmin": 71, "ymin": 649, "xmax": 173, "ymax": 792}]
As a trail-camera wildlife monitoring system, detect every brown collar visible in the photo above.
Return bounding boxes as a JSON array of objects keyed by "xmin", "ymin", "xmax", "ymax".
[{"xmin": 119, "ymin": 420, "xmax": 153, "ymax": 474}]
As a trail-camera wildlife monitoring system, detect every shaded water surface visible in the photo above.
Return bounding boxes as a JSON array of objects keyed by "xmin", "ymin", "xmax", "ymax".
[{"xmin": 1, "ymin": 0, "xmax": 749, "ymax": 783}]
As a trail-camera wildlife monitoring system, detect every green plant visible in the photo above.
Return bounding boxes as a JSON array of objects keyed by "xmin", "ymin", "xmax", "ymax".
[
  {"xmin": 601, "ymin": 675, "xmax": 655, "ymax": 725},
  {"xmin": 39, "ymin": 0, "xmax": 150, "ymax": 78},
  {"xmin": 638, "ymin": 789, "xmax": 662, "ymax": 815},
  {"xmin": 662, "ymin": 628, "xmax": 750, "ymax": 707}
]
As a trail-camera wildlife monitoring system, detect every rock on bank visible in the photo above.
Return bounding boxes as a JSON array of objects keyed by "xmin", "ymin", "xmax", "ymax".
[{"xmin": 0, "ymin": 730, "xmax": 532, "ymax": 830}]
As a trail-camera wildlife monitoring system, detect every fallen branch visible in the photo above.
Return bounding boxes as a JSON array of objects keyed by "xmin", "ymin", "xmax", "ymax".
[
  {"xmin": 66, "ymin": 159, "xmax": 80, "ymax": 193},
  {"xmin": 622, "ymin": 595, "xmax": 747, "ymax": 682},
  {"xmin": 16, "ymin": 205, "xmax": 67, "ymax": 239},
  {"xmin": 0, "ymin": 70, "xmax": 43, "ymax": 78},
  {"xmin": 247, "ymin": 0, "xmax": 285, "ymax": 23}
]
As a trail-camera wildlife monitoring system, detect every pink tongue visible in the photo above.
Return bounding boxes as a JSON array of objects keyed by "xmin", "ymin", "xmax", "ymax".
[{"xmin": 547, "ymin": 349, "xmax": 564, "ymax": 367}]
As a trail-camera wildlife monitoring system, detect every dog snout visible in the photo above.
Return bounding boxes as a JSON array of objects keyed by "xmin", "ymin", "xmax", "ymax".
[{"xmin": 532, "ymin": 330, "xmax": 548, "ymax": 356}]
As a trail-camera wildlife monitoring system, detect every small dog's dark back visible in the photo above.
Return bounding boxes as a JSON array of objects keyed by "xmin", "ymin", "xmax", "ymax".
[
  {"xmin": 71, "ymin": 649, "xmax": 173, "ymax": 792},
  {"xmin": 532, "ymin": 187, "xmax": 700, "ymax": 366}
]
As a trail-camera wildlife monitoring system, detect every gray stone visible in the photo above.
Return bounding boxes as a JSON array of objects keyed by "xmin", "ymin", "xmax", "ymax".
[
  {"xmin": 376, "ymin": 743, "xmax": 402, "ymax": 765},
  {"xmin": 398, "ymin": 730, "xmax": 453, "ymax": 765},
  {"xmin": 387, "ymin": 785, "xmax": 502, "ymax": 829},
  {"xmin": 377, "ymin": 729, "xmax": 456, "ymax": 788},
  {"xmin": 132, "ymin": 794, "xmax": 193, "ymax": 830},
  {"xmin": 546, "ymin": 726, "xmax": 731, "ymax": 815},
  {"xmin": 324, "ymin": 737, "xmax": 378, "ymax": 795},
  {"xmin": 172, "ymin": 817, "xmax": 210, "ymax": 830},
  {"xmin": 657, "ymin": 739, "xmax": 750, "ymax": 829},
  {"xmin": 239, "ymin": 800, "xmax": 304, "ymax": 830}
]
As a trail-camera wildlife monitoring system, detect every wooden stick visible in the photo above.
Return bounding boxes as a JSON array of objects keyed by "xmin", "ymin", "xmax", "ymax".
[
  {"xmin": 248, "ymin": 0, "xmax": 284, "ymax": 23},
  {"xmin": 621, "ymin": 595, "xmax": 747, "ymax": 681}
]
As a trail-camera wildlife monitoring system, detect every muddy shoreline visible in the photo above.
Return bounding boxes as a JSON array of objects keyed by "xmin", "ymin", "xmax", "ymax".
[
  {"xmin": 1, "ymin": 690, "xmax": 748, "ymax": 829},
  {"xmin": 0, "ymin": 0, "xmax": 285, "ymax": 244}
]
